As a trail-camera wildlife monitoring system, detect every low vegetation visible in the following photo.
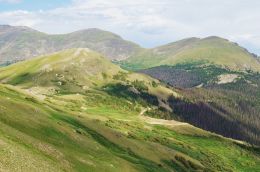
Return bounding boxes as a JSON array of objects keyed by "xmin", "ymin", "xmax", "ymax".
[{"xmin": 0, "ymin": 49, "xmax": 259, "ymax": 171}]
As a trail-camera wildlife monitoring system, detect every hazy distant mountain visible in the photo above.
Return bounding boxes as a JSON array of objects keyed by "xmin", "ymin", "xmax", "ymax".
[
  {"xmin": 0, "ymin": 25, "xmax": 141, "ymax": 65},
  {"xmin": 122, "ymin": 36, "xmax": 260, "ymax": 71}
]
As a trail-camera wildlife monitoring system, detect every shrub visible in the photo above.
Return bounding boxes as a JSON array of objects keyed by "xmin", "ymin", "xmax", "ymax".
[
  {"xmin": 151, "ymin": 81, "xmax": 158, "ymax": 87},
  {"xmin": 113, "ymin": 71, "xmax": 128, "ymax": 81},
  {"xmin": 131, "ymin": 80, "xmax": 148, "ymax": 92}
]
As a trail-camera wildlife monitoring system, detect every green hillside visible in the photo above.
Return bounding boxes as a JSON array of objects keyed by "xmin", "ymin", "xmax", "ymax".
[
  {"xmin": 0, "ymin": 48, "xmax": 174, "ymax": 101},
  {"xmin": 0, "ymin": 49, "xmax": 259, "ymax": 171},
  {"xmin": 0, "ymin": 48, "xmax": 122, "ymax": 88},
  {"xmin": 121, "ymin": 36, "xmax": 260, "ymax": 71}
]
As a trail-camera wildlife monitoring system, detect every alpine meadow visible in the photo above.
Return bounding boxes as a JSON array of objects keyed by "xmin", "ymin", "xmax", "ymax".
[{"xmin": 0, "ymin": 1, "xmax": 260, "ymax": 172}]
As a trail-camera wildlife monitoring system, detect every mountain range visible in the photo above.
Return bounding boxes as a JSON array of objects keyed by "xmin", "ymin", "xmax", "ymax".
[
  {"xmin": 1, "ymin": 25, "xmax": 260, "ymax": 72},
  {"xmin": 0, "ymin": 25, "xmax": 260, "ymax": 171},
  {"xmin": 0, "ymin": 25, "xmax": 140, "ymax": 64}
]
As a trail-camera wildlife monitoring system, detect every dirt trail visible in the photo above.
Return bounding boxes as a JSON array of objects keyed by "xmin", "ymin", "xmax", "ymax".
[
  {"xmin": 139, "ymin": 108, "xmax": 188, "ymax": 126},
  {"xmin": 139, "ymin": 108, "xmax": 148, "ymax": 115}
]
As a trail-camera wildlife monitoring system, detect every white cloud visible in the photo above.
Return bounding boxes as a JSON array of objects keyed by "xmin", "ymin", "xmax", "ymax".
[
  {"xmin": 0, "ymin": 10, "xmax": 41, "ymax": 27},
  {"xmin": 0, "ymin": 0, "xmax": 260, "ymax": 54}
]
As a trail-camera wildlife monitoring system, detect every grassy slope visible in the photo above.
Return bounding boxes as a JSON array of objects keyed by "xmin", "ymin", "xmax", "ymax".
[
  {"xmin": 0, "ymin": 49, "xmax": 259, "ymax": 171},
  {"xmin": 1, "ymin": 84, "xmax": 260, "ymax": 172},
  {"xmin": 0, "ymin": 48, "xmax": 174, "ymax": 103},
  {"xmin": 121, "ymin": 37, "xmax": 260, "ymax": 71},
  {"xmin": 0, "ymin": 48, "xmax": 122, "ymax": 87}
]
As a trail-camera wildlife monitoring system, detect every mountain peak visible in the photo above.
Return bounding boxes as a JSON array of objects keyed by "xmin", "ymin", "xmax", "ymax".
[
  {"xmin": 204, "ymin": 36, "xmax": 225, "ymax": 39},
  {"xmin": 69, "ymin": 28, "xmax": 121, "ymax": 39},
  {"xmin": 202, "ymin": 36, "xmax": 230, "ymax": 43}
]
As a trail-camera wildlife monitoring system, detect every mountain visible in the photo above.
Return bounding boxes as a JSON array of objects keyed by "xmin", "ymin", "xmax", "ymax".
[
  {"xmin": 121, "ymin": 36, "xmax": 260, "ymax": 71},
  {"xmin": 2, "ymin": 25, "xmax": 260, "ymax": 73},
  {"xmin": 0, "ymin": 48, "xmax": 259, "ymax": 171},
  {"xmin": 0, "ymin": 25, "xmax": 141, "ymax": 65}
]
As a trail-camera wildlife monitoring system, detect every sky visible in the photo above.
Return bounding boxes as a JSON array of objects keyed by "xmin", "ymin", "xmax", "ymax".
[{"xmin": 0, "ymin": 0, "xmax": 260, "ymax": 55}]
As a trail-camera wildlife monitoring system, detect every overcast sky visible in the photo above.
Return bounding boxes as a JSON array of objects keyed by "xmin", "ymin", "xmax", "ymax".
[{"xmin": 0, "ymin": 0, "xmax": 260, "ymax": 55}]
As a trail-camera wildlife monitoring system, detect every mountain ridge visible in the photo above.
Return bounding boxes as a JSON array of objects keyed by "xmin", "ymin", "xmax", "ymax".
[
  {"xmin": 122, "ymin": 36, "xmax": 260, "ymax": 71},
  {"xmin": 0, "ymin": 25, "xmax": 141, "ymax": 64}
]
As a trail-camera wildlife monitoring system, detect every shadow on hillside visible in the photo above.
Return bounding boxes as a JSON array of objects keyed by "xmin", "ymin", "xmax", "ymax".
[{"xmin": 168, "ymin": 96, "xmax": 260, "ymax": 145}]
